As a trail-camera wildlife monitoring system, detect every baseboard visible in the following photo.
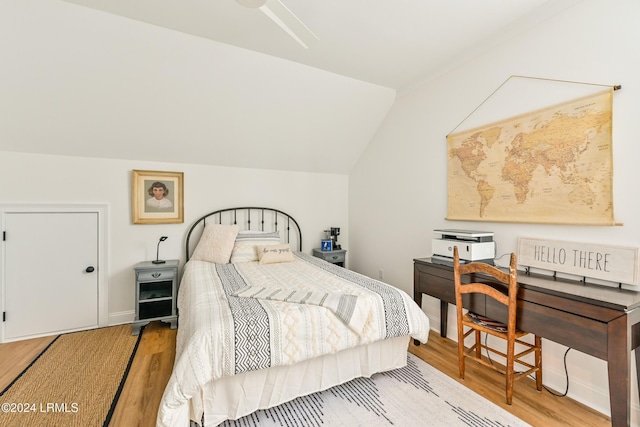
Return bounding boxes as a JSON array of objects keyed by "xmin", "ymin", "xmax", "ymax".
[
  {"xmin": 109, "ymin": 310, "xmax": 134, "ymax": 326},
  {"xmin": 542, "ymin": 363, "xmax": 609, "ymax": 415},
  {"xmin": 542, "ymin": 356, "xmax": 640, "ymax": 423}
]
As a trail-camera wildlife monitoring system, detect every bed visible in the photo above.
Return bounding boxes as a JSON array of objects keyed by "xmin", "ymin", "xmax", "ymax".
[{"xmin": 157, "ymin": 207, "xmax": 430, "ymax": 427}]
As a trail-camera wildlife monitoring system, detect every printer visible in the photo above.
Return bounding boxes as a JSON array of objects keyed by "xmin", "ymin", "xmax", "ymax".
[{"xmin": 431, "ymin": 229, "xmax": 495, "ymax": 265}]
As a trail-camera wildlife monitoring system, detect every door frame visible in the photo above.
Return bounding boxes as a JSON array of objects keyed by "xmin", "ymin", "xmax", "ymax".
[{"xmin": 0, "ymin": 203, "xmax": 109, "ymax": 342}]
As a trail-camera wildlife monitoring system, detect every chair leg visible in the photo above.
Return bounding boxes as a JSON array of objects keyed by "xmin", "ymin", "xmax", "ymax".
[
  {"xmin": 475, "ymin": 330, "xmax": 482, "ymax": 359},
  {"xmin": 505, "ymin": 339, "xmax": 515, "ymax": 405},
  {"xmin": 458, "ymin": 328, "xmax": 465, "ymax": 380},
  {"xmin": 535, "ymin": 335, "xmax": 543, "ymax": 391}
]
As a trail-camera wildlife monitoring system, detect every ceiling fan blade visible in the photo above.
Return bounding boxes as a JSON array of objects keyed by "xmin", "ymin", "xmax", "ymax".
[
  {"xmin": 237, "ymin": 0, "xmax": 318, "ymax": 49},
  {"xmin": 236, "ymin": 0, "xmax": 267, "ymax": 7}
]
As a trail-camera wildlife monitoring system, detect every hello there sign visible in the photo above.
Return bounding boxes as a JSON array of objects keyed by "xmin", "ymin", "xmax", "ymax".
[{"xmin": 517, "ymin": 237, "xmax": 639, "ymax": 285}]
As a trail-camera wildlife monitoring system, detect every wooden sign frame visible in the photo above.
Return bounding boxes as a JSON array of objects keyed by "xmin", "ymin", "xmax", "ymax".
[{"xmin": 517, "ymin": 237, "xmax": 638, "ymax": 285}]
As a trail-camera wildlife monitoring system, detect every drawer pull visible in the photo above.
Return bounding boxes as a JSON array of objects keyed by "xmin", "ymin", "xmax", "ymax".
[
  {"xmin": 331, "ymin": 256, "xmax": 338, "ymax": 260},
  {"xmin": 152, "ymin": 272, "xmax": 162, "ymax": 278}
]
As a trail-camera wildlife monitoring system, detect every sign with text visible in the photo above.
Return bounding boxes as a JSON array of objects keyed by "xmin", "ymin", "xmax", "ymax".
[{"xmin": 517, "ymin": 237, "xmax": 638, "ymax": 285}]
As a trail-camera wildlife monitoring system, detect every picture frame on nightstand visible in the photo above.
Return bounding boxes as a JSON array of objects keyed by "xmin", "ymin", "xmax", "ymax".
[{"xmin": 321, "ymin": 239, "xmax": 333, "ymax": 251}]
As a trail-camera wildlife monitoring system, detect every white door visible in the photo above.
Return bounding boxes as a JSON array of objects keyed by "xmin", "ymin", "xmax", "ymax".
[{"xmin": 4, "ymin": 212, "xmax": 99, "ymax": 340}]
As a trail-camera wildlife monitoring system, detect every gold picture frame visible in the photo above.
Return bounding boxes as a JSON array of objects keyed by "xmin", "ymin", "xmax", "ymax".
[{"xmin": 132, "ymin": 170, "xmax": 184, "ymax": 224}]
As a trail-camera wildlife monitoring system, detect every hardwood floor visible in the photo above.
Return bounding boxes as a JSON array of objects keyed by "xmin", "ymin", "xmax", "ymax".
[
  {"xmin": 0, "ymin": 333, "xmax": 56, "ymax": 388},
  {"xmin": 0, "ymin": 324, "xmax": 611, "ymax": 426},
  {"xmin": 108, "ymin": 322, "xmax": 177, "ymax": 426},
  {"xmin": 410, "ymin": 331, "xmax": 611, "ymax": 427}
]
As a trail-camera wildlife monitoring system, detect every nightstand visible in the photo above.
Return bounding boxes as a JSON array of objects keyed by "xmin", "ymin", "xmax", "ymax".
[
  {"xmin": 132, "ymin": 260, "xmax": 179, "ymax": 335},
  {"xmin": 312, "ymin": 248, "xmax": 347, "ymax": 267}
]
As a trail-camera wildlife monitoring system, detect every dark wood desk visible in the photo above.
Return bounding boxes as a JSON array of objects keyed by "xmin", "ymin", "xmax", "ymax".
[{"xmin": 414, "ymin": 257, "xmax": 640, "ymax": 427}]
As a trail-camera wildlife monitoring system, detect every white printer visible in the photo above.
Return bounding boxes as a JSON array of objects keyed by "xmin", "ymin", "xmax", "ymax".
[{"xmin": 431, "ymin": 229, "xmax": 495, "ymax": 265}]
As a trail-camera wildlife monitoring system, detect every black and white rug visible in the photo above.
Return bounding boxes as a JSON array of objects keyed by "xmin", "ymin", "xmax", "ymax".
[{"xmin": 218, "ymin": 353, "xmax": 531, "ymax": 426}]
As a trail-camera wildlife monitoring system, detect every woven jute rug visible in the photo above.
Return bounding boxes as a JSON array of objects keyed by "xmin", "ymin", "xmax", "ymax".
[{"xmin": 0, "ymin": 324, "xmax": 141, "ymax": 427}]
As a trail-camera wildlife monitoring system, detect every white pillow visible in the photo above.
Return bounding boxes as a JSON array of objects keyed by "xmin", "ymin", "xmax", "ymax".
[
  {"xmin": 190, "ymin": 224, "xmax": 239, "ymax": 264},
  {"xmin": 230, "ymin": 231, "xmax": 280, "ymax": 263},
  {"xmin": 257, "ymin": 243, "xmax": 295, "ymax": 264}
]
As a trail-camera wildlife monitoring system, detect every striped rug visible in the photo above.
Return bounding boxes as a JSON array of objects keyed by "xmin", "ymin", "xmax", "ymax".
[
  {"xmin": 0, "ymin": 325, "xmax": 141, "ymax": 427},
  {"xmin": 219, "ymin": 353, "xmax": 531, "ymax": 427}
]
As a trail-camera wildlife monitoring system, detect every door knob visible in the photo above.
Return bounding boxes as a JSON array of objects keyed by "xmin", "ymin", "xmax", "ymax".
[{"xmin": 85, "ymin": 266, "xmax": 95, "ymax": 273}]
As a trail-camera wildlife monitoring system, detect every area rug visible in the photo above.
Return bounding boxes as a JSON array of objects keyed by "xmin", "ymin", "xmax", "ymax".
[
  {"xmin": 219, "ymin": 353, "xmax": 531, "ymax": 427},
  {"xmin": 0, "ymin": 324, "xmax": 141, "ymax": 427}
]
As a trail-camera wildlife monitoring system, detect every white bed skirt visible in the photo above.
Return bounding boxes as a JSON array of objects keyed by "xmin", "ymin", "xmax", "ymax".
[{"xmin": 183, "ymin": 335, "xmax": 410, "ymax": 426}]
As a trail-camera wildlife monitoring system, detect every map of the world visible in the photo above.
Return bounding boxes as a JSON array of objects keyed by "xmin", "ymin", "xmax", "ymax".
[{"xmin": 447, "ymin": 89, "xmax": 614, "ymax": 225}]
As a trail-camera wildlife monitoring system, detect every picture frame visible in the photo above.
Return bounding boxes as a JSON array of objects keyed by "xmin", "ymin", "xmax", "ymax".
[
  {"xmin": 132, "ymin": 170, "xmax": 184, "ymax": 224},
  {"xmin": 321, "ymin": 239, "xmax": 333, "ymax": 252}
]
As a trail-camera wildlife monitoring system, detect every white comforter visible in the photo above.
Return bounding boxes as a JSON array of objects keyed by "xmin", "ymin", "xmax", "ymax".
[{"xmin": 157, "ymin": 254, "xmax": 430, "ymax": 426}]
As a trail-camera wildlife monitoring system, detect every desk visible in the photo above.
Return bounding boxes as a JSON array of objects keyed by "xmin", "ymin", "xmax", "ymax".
[{"xmin": 414, "ymin": 258, "xmax": 640, "ymax": 427}]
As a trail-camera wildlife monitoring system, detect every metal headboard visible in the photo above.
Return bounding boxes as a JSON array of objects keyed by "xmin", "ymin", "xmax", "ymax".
[{"xmin": 185, "ymin": 207, "xmax": 302, "ymax": 261}]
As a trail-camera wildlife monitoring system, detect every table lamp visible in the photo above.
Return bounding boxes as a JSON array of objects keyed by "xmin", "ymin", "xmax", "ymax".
[{"xmin": 153, "ymin": 236, "xmax": 168, "ymax": 264}]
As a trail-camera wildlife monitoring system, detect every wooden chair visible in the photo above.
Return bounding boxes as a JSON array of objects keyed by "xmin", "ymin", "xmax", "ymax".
[{"xmin": 453, "ymin": 246, "xmax": 542, "ymax": 405}]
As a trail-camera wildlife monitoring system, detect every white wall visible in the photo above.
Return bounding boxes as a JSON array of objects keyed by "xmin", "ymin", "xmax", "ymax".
[
  {"xmin": 349, "ymin": 0, "xmax": 640, "ymax": 419},
  {"xmin": 0, "ymin": 0, "xmax": 363, "ymax": 335},
  {"xmin": 0, "ymin": 151, "xmax": 349, "ymax": 324},
  {"xmin": 0, "ymin": 0, "xmax": 395, "ymax": 175}
]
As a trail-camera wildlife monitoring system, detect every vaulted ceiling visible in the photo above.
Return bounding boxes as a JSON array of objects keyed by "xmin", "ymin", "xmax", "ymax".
[
  {"xmin": 64, "ymin": 0, "xmax": 567, "ymax": 92},
  {"xmin": 1, "ymin": 1, "xmax": 580, "ymax": 174}
]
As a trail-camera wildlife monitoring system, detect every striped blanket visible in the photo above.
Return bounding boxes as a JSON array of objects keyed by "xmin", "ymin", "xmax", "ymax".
[{"xmin": 232, "ymin": 286, "xmax": 370, "ymax": 334}]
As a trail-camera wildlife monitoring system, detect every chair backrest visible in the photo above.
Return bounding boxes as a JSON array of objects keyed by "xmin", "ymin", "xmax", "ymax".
[{"xmin": 453, "ymin": 246, "xmax": 518, "ymax": 329}]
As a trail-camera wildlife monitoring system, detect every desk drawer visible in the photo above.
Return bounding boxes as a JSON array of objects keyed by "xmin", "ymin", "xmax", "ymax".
[
  {"xmin": 484, "ymin": 297, "xmax": 609, "ymax": 360},
  {"xmin": 417, "ymin": 271, "xmax": 455, "ymax": 302},
  {"xmin": 519, "ymin": 287, "xmax": 621, "ymax": 323},
  {"xmin": 416, "ymin": 270, "xmax": 483, "ymax": 312},
  {"xmin": 523, "ymin": 300, "xmax": 608, "ymax": 360},
  {"xmin": 415, "ymin": 261, "xmax": 452, "ymax": 281}
]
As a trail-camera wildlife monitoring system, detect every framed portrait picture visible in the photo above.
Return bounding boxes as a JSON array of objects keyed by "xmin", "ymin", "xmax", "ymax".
[
  {"xmin": 132, "ymin": 170, "xmax": 184, "ymax": 224},
  {"xmin": 321, "ymin": 239, "xmax": 333, "ymax": 252}
]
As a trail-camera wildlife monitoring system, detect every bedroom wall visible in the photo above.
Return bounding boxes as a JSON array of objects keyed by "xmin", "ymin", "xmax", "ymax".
[
  {"xmin": 0, "ymin": 1, "xmax": 395, "ymax": 175},
  {"xmin": 349, "ymin": 0, "xmax": 640, "ymax": 419},
  {"xmin": 0, "ymin": 0, "xmax": 378, "ymax": 333},
  {"xmin": 0, "ymin": 151, "xmax": 349, "ymax": 325}
]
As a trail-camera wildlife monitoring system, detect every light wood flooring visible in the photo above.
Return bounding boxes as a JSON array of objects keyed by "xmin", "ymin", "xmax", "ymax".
[
  {"xmin": 0, "ymin": 323, "xmax": 611, "ymax": 426},
  {"xmin": 410, "ymin": 331, "xmax": 610, "ymax": 427}
]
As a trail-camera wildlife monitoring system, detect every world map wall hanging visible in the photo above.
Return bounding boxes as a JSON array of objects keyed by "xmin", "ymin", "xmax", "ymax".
[{"xmin": 447, "ymin": 85, "xmax": 615, "ymax": 225}]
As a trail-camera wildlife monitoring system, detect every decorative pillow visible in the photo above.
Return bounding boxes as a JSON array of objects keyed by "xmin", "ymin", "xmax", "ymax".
[
  {"xmin": 257, "ymin": 244, "xmax": 295, "ymax": 265},
  {"xmin": 230, "ymin": 231, "xmax": 281, "ymax": 263},
  {"xmin": 190, "ymin": 224, "xmax": 239, "ymax": 264}
]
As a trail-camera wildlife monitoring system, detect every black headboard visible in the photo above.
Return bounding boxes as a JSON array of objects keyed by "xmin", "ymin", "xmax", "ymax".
[{"xmin": 185, "ymin": 207, "xmax": 302, "ymax": 261}]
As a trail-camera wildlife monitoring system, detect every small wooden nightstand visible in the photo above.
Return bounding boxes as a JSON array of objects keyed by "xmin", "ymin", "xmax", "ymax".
[
  {"xmin": 312, "ymin": 248, "xmax": 347, "ymax": 267},
  {"xmin": 132, "ymin": 260, "xmax": 179, "ymax": 335}
]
